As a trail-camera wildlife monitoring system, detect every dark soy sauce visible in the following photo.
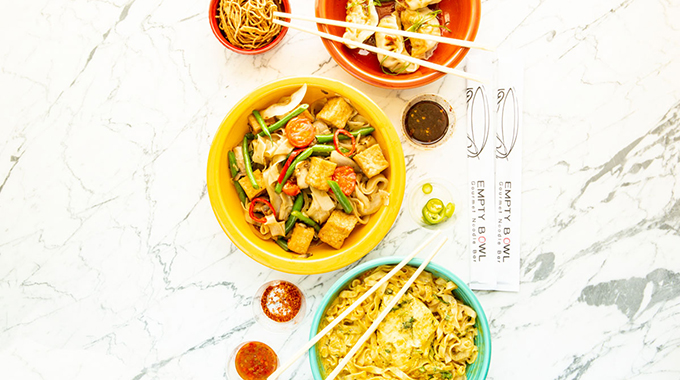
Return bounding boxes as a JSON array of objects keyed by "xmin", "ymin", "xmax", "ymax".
[{"xmin": 404, "ymin": 100, "xmax": 449, "ymax": 145}]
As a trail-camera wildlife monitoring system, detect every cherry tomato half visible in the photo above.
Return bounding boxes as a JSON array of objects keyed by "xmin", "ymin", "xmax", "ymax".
[
  {"xmin": 282, "ymin": 179, "xmax": 300, "ymax": 197},
  {"xmin": 331, "ymin": 166, "xmax": 356, "ymax": 196},
  {"xmin": 285, "ymin": 116, "xmax": 315, "ymax": 148}
]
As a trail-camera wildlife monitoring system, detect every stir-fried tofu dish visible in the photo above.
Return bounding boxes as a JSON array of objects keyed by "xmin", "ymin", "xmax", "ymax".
[{"xmin": 226, "ymin": 85, "xmax": 390, "ymax": 256}]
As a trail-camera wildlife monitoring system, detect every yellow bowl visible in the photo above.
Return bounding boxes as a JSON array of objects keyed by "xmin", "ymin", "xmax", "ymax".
[{"xmin": 207, "ymin": 76, "xmax": 406, "ymax": 274}]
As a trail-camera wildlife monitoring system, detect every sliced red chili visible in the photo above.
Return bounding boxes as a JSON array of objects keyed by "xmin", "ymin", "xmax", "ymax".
[
  {"xmin": 249, "ymin": 197, "xmax": 275, "ymax": 224},
  {"xmin": 333, "ymin": 129, "xmax": 356, "ymax": 157},
  {"xmin": 277, "ymin": 149, "xmax": 302, "ymax": 184}
]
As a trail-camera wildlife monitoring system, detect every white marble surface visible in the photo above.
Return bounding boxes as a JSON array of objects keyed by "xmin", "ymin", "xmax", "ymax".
[{"xmin": 2, "ymin": 0, "xmax": 680, "ymax": 379}]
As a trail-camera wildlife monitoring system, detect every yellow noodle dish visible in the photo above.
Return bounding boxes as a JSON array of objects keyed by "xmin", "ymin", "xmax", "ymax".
[{"xmin": 317, "ymin": 264, "xmax": 479, "ymax": 380}]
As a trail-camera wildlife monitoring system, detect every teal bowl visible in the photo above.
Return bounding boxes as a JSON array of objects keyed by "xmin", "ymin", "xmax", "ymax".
[{"xmin": 308, "ymin": 256, "xmax": 491, "ymax": 380}]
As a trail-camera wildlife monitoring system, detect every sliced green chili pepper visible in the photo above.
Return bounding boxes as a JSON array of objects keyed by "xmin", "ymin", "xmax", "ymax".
[
  {"xmin": 276, "ymin": 238, "xmax": 289, "ymax": 252},
  {"xmin": 291, "ymin": 210, "xmax": 320, "ymax": 232},
  {"xmin": 328, "ymin": 180, "xmax": 353, "ymax": 213},
  {"xmin": 275, "ymin": 147, "xmax": 314, "ymax": 193},
  {"xmin": 316, "ymin": 127, "xmax": 374, "ymax": 143},
  {"xmin": 252, "ymin": 110, "xmax": 272, "ymax": 140},
  {"xmin": 425, "ymin": 198, "xmax": 444, "ymax": 214},
  {"xmin": 445, "ymin": 202, "xmax": 455, "ymax": 218},
  {"xmin": 233, "ymin": 180, "xmax": 248, "ymax": 205},
  {"xmin": 242, "ymin": 136, "xmax": 259, "ymax": 189},
  {"xmin": 422, "ymin": 208, "xmax": 446, "ymax": 225},
  {"xmin": 228, "ymin": 151, "xmax": 239, "ymax": 178},
  {"xmin": 422, "ymin": 183, "xmax": 433, "ymax": 194},
  {"xmin": 256, "ymin": 104, "xmax": 309, "ymax": 137},
  {"xmin": 284, "ymin": 194, "xmax": 304, "ymax": 235},
  {"xmin": 421, "ymin": 198, "xmax": 450, "ymax": 225}
]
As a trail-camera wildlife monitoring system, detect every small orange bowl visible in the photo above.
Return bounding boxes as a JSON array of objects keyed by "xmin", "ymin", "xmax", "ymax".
[
  {"xmin": 207, "ymin": 77, "xmax": 406, "ymax": 274},
  {"xmin": 315, "ymin": 0, "xmax": 481, "ymax": 89},
  {"xmin": 209, "ymin": 0, "xmax": 290, "ymax": 55}
]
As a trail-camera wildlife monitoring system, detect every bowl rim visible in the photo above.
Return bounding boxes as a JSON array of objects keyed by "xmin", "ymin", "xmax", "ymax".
[
  {"xmin": 307, "ymin": 256, "xmax": 492, "ymax": 380},
  {"xmin": 208, "ymin": 0, "xmax": 290, "ymax": 55},
  {"xmin": 314, "ymin": 0, "xmax": 482, "ymax": 89},
  {"xmin": 206, "ymin": 76, "xmax": 406, "ymax": 274}
]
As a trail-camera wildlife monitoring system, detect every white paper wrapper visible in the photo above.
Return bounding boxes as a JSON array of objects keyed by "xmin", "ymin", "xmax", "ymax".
[
  {"xmin": 466, "ymin": 51, "xmax": 498, "ymax": 291},
  {"xmin": 494, "ymin": 53, "xmax": 523, "ymax": 292}
]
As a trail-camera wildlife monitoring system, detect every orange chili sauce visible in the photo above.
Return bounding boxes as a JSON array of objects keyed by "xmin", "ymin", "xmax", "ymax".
[{"xmin": 235, "ymin": 342, "xmax": 278, "ymax": 380}]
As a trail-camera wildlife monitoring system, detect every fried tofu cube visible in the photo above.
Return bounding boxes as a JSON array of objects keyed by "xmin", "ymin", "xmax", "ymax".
[
  {"xmin": 307, "ymin": 157, "xmax": 337, "ymax": 191},
  {"xmin": 353, "ymin": 144, "xmax": 389, "ymax": 178},
  {"xmin": 248, "ymin": 114, "xmax": 262, "ymax": 133},
  {"xmin": 318, "ymin": 210, "xmax": 359, "ymax": 249},
  {"xmin": 376, "ymin": 294, "xmax": 437, "ymax": 367},
  {"xmin": 316, "ymin": 97, "xmax": 354, "ymax": 129},
  {"xmin": 300, "ymin": 109, "xmax": 315, "ymax": 122},
  {"xmin": 288, "ymin": 223, "xmax": 315, "ymax": 255},
  {"xmin": 237, "ymin": 169, "xmax": 266, "ymax": 199}
]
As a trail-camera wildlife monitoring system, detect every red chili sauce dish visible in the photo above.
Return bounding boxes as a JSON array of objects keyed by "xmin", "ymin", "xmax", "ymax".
[
  {"xmin": 234, "ymin": 341, "xmax": 278, "ymax": 380},
  {"xmin": 261, "ymin": 281, "xmax": 302, "ymax": 323}
]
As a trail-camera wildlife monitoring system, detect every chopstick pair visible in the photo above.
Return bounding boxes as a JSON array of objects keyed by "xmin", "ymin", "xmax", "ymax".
[
  {"xmin": 273, "ymin": 11, "xmax": 492, "ymax": 83},
  {"xmin": 267, "ymin": 230, "xmax": 448, "ymax": 380}
]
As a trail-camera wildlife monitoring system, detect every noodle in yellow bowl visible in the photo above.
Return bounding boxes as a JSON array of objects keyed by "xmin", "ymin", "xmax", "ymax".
[
  {"xmin": 310, "ymin": 257, "xmax": 491, "ymax": 380},
  {"xmin": 207, "ymin": 77, "xmax": 405, "ymax": 274}
]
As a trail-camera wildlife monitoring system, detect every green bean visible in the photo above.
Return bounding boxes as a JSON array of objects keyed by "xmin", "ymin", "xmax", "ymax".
[
  {"xmin": 291, "ymin": 210, "xmax": 320, "ymax": 232},
  {"xmin": 228, "ymin": 151, "xmax": 239, "ymax": 178},
  {"xmin": 276, "ymin": 238, "xmax": 289, "ymax": 252},
  {"xmin": 316, "ymin": 127, "xmax": 375, "ymax": 143},
  {"xmin": 275, "ymin": 147, "xmax": 314, "ymax": 193},
  {"xmin": 242, "ymin": 136, "xmax": 259, "ymax": 189},
  {"xmin": 328, "ymin": 180, "xmax": 353, "ymax": 213},
  {"xmin": 284, "ymin": 195, "xmax": 304, "ymax": 235},
  {"xmin": 257, "ymin": 104, "xmax": 309, "ymax": 137},
  {"xmin": 311, "ymin": 144, "xmax": 336, "ymax": 154},
  {"xmin": 233, "ymin": 180, "xmax": 247, "ymax": 205},
  {"xmin": 310, "ymin": 144, "xmax": 349, "ymax": 155},
  {"xmin": 252, "ymin": 110, "xmax": 272, "ymax": 140}
]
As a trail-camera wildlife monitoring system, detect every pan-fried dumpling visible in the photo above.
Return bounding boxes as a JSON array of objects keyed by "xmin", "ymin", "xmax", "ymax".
[
  {"xmin": 400, "ymin": 8, "xmax": 442, "ymax": 60},
  {"xmin": 375, "ymin": 14, "xmax": 418, "ymax": 74},
  {"xmin": 343, "ymin": 0, "xmax": 378, "ymax": 48},
  {"xmin": 398, "ymin": 0, "xmax": 441, "ymax": 11}
]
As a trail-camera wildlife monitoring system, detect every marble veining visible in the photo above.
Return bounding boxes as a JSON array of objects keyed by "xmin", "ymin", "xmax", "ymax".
[{"xmin": 1, "ymin": 0, "xmax": 679, "ymax": 379}]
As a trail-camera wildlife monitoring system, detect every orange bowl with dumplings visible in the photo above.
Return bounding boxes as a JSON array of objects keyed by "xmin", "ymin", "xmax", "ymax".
[{"xmin": 315, "ymin": 0, "xmax": 481, "ymax": 89}]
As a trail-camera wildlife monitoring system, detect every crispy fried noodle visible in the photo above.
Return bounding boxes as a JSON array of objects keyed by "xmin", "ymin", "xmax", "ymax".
[
  {"xmin": 318, "ymin": 265, "xmax": 478, "ymax": 380},
  {"xmin": 217, "ymin": 0, "xmax": 282, "ymax": 50}
]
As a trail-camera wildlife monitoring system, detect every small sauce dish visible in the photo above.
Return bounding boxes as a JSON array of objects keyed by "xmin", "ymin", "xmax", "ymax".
[
  {"xmin": 407, "ymin": 177, "xmax": 459, "ymax": 230},
  {"xmin": 227, "ymin": 341, "xmax": 279, "ymax": 380},
  {"xmin": 401, "ymin": 94, "xmax": 456, "ymax": 149},
  {"xmin": 252, "ymin": 280, "xmax": 306, "ymax": 332}
]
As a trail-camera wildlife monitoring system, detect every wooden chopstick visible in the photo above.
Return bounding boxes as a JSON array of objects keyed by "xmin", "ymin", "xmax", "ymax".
[
  {"xmin": 274, "ymin": 11, "xmax": 495, "ymax": 52},
  {"xmin": 272, "ymin": 19, "xmax": 487, "ymax": 83},
  {"xmin": 266, "ymin": 231, "xmax": 442, "ymax": 380},
  {"xmin": 324, "ymin": 236, "xmax": 449, "ymax": 380}
]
